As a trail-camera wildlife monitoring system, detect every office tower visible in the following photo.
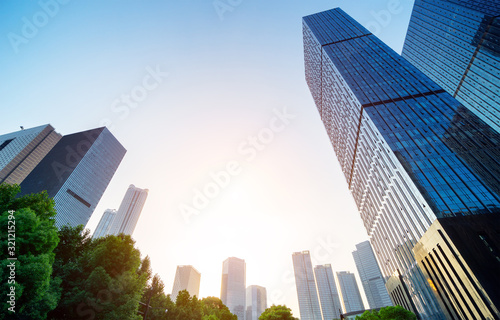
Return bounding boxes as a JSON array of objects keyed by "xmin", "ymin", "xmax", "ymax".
[
  {"xmin": 292, "ymin": 251, "xmax": 322, "ymax": 320},
  {"xmin": 20, "ymin": 127, "xmax": 126, "ymax": 228},
  {"xmin": 352, "ymin": 241, "xmax": 392, "ymax": 309},
  {"xmin": 246, "ymin": 285, "xmax": 267, "ymax": 320},
  {"xmin": 92, "ymin": 209, "xmax": 117, "ymax": 239},
  {"xmin": 336, "ymin": 272, "xmax": 364, "ymax": 313},
  {"xmin": 303, "ymin": 8, "xmax": 500, "ymax": 320},
  {"xmin": 0, "ymin": 124, "xmax": 61, "ymax": 185},
  {"xmin": 314, "ymin": 264, "xmax": 343, "ymax": 320},
  {"xmin": 402, "ymin": 0, "xmax": 500, "ymax": 132},
  {"xmin": 107, "ymin": 184, "xmax": 148, "ymax": 236},
  {"xmin": 171, "ymin": 265, "xmax": 201, "ymax": 302},
  {"xmin": 221, "ymin": 257, "xmax": 246, "ymax": 320}
]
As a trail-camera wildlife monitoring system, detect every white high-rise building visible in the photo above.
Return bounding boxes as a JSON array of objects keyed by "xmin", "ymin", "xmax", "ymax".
[
  {"xmin": 0, "ymin": 124, "xmax": 61, "ymax": 185},
  {"xmin": 314, "ymin": 264, "xmax": 343, "ymax": 320},
  {"xmin": 92, "ymin": 209, "xmax": 117, "ymax": 239},
  {"xmin": 292, "ymin": 251, "xmax": 322, "ymax": 320},
  {"xmin": 336, "ymin": 271, "xmax": 364, "ymax": 313},
  {"xmin": 246, "ymin": 285, "xmax": 267, "ymax": 320},
  {"xmin": 221, "ymin": 257, "xmax": 246, "ymax": 320},
  {"xmin": 353, "ymin": 241, "xmax": 392, "ymax": 309},
  {"xmin": 108, "ymin": 184, "xmax": 148, "ymax": 236},
  {"xmin": 171, "ymin": 265, "xmax": 201, "ymax": 302}
]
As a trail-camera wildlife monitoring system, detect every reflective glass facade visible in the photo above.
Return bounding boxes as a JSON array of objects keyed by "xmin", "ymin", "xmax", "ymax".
[
  {"xmin": 314, "ymin": 264, "xmax": 343, "ymax": 319},
  {"xmin": 0, "ymin": 124, "xmax": 61, "ymax": 185},
  {"xmin": 403, "ymin": 0, "xmax": 500, "ymax": 132},
  {"xmin": 292, "ymin": 251, "xmax": 323, "ymax": 320},
  {"xmin": 20, "ymin": 127, "xmax": 126, "ymax": 228},
  {"xmin": 221, "ymin": 257, "xmax": 246, "ymax": 320},
  {"xmin": 108, "ymin": 184, "xmax": 148, "ymax": 236},
  {"xmin": 414, "ymin": 215, "xmax": 500, "ymax": 319},
  {"xmin": 336, "ymin": 271, "xmax": 364, "ymax": 313},
  {"xmin": 246, "ymin": 285, "xmax": 267, "ymax": 320},
  {"xmin": 352, "ymin": 241, "xmax": 393, "ymax": 309},
  {"xmin": 171, "ymin": 265, "xmax": 201, "ymax": 302},
  {"xmin": 304, "ymin": 7, "xmax": 500, "ymax": 320},
  {"xmin": 92, "ymin": 209, "xmax": 117, "ymax": 239}
]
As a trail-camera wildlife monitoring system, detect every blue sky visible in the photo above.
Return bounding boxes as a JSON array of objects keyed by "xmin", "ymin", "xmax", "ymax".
[{"xmin": 1, "ymin": 0, "xmax": 415, "ymax": 315}]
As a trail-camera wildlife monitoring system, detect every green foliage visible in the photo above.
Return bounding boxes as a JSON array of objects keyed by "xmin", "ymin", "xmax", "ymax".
[
  {"xmin": 0, "ymin": 183, "xmax": 60, "ymax": 320},
  {"xmin": 201, "ymin": 296, "xmax": 237, "ymax": 320},
  {"xmin": 48, "ymin": 228, "xmax": 149, "ymax": 320},
  {"xmin": 355, "ymin": 305, "xmax": 417, "ymax": 320},
  {"xmin": 259, "ymin": 305, "xmax": 299, "ymax": 320}
]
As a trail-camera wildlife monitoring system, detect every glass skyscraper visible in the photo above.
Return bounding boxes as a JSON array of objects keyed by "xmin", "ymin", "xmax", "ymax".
[
  {"xmin": 20, "ymin": 127, "xmax": 126, "ymax": 228},
  {"xmin": 0, "ymin": 124, "xmax": 61, "ymax": 185},
  {"xmin": 245, "ymin": 285, "xmax": 267, "ymax": 320},
  {"xmin": 352, "ymin": 241, "xmax": 392, "ymax": 309},
  {"xmin": 171, "ymin": 265, "xmax": 201, "ymax": 302},
  {"xmin": 314, "ymin": 264, "xmax": 343, "ymax": 320},
  {"xmin": 336, "ymin": 271, "xmax": 364, "ymax": 313},
  {"xmin": 292, "ymin": 251, "xmax": 322, "ymax": 320},
  {"xmin": 402, "ymin": 0, "xmax": 500, "ymax": 133},
  {"xmin": 107, "ymin": 184, "xmax": 148, "ymax": 236},
  {"xmin": 303, "ymin": 7, "xmax": 500, "ymax": 320},
  {"xmin": 92, "ymin": 209, "xmax": 117, "ymax": 239},
  {"xmin": 221, "ymin": 257, "xmax": 246, "ymax": 320}
]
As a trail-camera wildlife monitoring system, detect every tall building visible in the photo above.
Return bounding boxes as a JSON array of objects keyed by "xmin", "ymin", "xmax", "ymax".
[
  {"xmin": 171, "ymin": 265, "xmax": 201, "ymax": 302},
  {"xmin": 336, "ymin": 271, "xmax": 364, "ymax": 313},
  {"xmin": 314, "ymin": 264, "xmax": 343, "ymax": 320},
  {"xmin": 246, "ymin": 285, "xmax": 267, "ymax": 320},
  {"xmin": 221, "ymin": 257, "xmax": 246, "ymax": 320},
  {"xmin": 303, "ymin": 7, "xmax": 500, "ymax": 320},
  {"xmin": 107, "ymin": 184, "xmax": 148, "ymax": 236},
  {"xmin": 20, "ymin": 127, "xmax": 126, "ymax": 228},
  {"xmin": 352, "ymin": 241, "xmax": 392, "ymax": 309},
  {"xmin": 292, "ymin": 251, "xmax": 322, "ymax": 320},
  {"xmin": 0, "ymin": 124, "xmax": 61, "ymax": 185},
  {"xmin": 92, "ymin": 209, "xmax": 117, "ymax": 239},
  {"xmin": 402, "ymin": 0, "xmax": 500, "ymax": 132}
]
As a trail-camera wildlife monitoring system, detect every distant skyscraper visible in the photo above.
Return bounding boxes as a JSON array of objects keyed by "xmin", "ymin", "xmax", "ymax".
[
  {"xmin": 20, "ymin": 127, "xmax": 126, "ymax": 228},
  {"xmin": 171, "ymin": 265, "xmax": 201, "ymax": 302},
  {"xmin": 0, "ymin": 124, "xmax": 61, "ymax": 185},
  {"xmin": 92, "ymin": 209, "xmax": 117, "ymax": 239},
  {"xmin": 336, "ymin": 272, "xmax": 364, "ymax": 313},
  {"xmin": 402, "ymin": 0, "xmax": 500, "ymax": 132},
  {"xmin": 303, "ymin": 7, "xmax": 500, "ymax": 320},
  {"xmin": 314, "ymin": 264, "xmax": 343, "ymax": 320},
  {"xmin": 107, "ymin": 184, "xmax": 148, "ymax": 236},
  {"xmin": 292, "ymin": 251, "xmax": 322, "ymax": 320},
  {"xmin": 221, "ymin": 257, "xmax": 246, "ymax": 320},
  {"xmin": 246, "ymin": 285, "xmax": 267, "ymax": 320},
  {"xmin": 352, "ymin": 241, "xmax": 392, "ymax": 309}
]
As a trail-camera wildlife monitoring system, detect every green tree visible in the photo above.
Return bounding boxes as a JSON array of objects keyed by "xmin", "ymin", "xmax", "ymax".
[
  {"xmin": 356, "ymin": 305, "xmax": 417, "ymax": 320},
  {"xmin": 259, "ymin": 305, "xmax": 298, "ymax": 320},
  {"xmin": 201, "ymin": 296, "xmax": 237, "ymax": 320},
  {"xmin": 140, "ymin": 273, "xmax": 170, "ymax": 320},
  {"xmin": 48, "ymin": 228, "xmax": 150, "ymax": 320},
  {"xmin": 0, "ymin": 184, "xmax": 61, "ymax": 319}
]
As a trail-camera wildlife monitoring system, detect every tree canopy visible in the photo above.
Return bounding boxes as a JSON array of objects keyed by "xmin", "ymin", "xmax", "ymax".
[
  {"xmin": 0, "ymin": 183, "xmax": 60, "ymax": 319},
  {"xmin": 259, "ymin": 305, "xmax": 299, "ymax": 320},
  {"xmin": 355, "ymin": 305, "xmax": 417, "ymax": 320}
]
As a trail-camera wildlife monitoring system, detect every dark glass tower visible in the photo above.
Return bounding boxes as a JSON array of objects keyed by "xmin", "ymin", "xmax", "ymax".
[
  {"xmin": 303, "ymin": 8, "xmax": 500, "ymax": 320},
  {"xmin": 20, "ymin": 127, "xmax": 126, "ymax": 228},
  {"xmin": 402, "ymin": 0, "xmax": 500, "ymax": 132}
]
